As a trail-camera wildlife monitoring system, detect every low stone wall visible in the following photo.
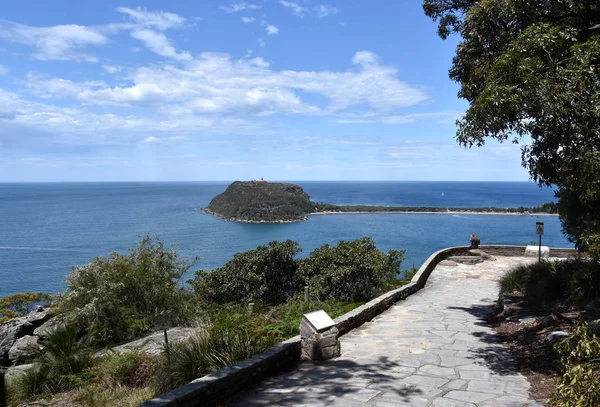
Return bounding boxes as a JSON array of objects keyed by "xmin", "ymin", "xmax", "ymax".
[
  {"xmin": 138, "ymin": 244, "xmax": 577, "ymax": 407},
  {"xmin": 139, "ymin": 337, "xmax": 301, "ymax": 407},
  {"xmin": 549, "ymin": 247, "xmax": 579, "ymax": 258},
  {"xmin": 334, "ymin": 283, "xmax": 419, "ymax": 336}
]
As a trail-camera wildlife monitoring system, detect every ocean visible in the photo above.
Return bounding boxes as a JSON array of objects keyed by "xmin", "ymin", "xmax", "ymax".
[{"xmin": 0, "ymin": 181, "xmax": 571, "ymax": 297}]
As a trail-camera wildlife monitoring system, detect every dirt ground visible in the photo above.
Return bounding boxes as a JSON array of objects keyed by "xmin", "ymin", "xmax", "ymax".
[{"xmin": 490, "ymin": 295, "xmax": 599, "ymax": 406}]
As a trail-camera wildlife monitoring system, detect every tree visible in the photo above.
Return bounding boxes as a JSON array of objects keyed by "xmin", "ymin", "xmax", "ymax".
[
  {"xmin": 423, "ymin": 0, "xmax": 600, "ymax": 248},
  {"xmin": 192, "ymin": 240, "xmax": 303, "ymax": 305},
  {"xmin": 57, "ymin": 236, "xmax": 194, "ymax": 344},
  {"xmin": 0, "ymin": 292, "xmax": 52, "ymax": 323},
  {"xmin": 299, "ymin": 237, "xmax": 405, "ymax": 302}
]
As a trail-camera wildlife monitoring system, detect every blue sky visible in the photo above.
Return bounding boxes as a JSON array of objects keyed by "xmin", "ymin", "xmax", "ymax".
[{"xmin": 0, "ymin": 1, "xmax": 529, "ymax": 182}]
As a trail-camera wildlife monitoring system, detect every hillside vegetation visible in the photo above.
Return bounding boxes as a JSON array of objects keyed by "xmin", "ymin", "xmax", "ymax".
[{"xmin": 204, "ymin": 181, "xmax": 316, "ymax": 222}]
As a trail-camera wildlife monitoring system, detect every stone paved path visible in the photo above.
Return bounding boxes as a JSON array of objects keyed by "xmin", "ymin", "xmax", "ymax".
[{"xmin": 229, "ymin": 256, "xmax": 542, "ymax": 407}]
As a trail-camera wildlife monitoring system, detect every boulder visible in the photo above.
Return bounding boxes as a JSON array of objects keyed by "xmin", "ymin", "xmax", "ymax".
[
  {"xmin": 6, "ymin": 363, "xmax": 34, "ymax": 379},
  {"xmin": 33, "ymin": 317, "xmax": 62, "ymax": 339},
  {"xmin": 97, "ymin": 327, "xmax": 195, "ymax": 356},
  {"xmin": 0, "ymin": 317, "xmax": 35, "ymax": 362},
  {"xmin": 447, "ymin": 256, "xmax": 484, "ymax": 265},
  {"xmin": 468, "ymin": 249, "xmax": 496, "ymax": 261},
  {"xmin": 26, "ymin": 306, "xmax": 52, "ymax": 327},
  {"xmin": 589, "ymin": 319, "xmax": 600, "ymax": 334},
  {"xmin": 546, "ymin": 331, "xmax": 570, "ymax": 342},
  {"xmin": 8, "ymin": 335, "xmax": 43, "ymax": 363}
]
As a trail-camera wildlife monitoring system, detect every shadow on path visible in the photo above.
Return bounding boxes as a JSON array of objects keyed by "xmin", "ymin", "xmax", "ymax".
[{"xmin": 227, "ymin": 356, "xmax": 424, "ymax": 406}]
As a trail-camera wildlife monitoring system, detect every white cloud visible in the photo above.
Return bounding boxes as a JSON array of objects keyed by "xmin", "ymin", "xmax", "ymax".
[
  {"xmin": 23, "ymin": 51, "xmax": 428, "ymax": 118},
  {"xmin": 0, "ymin": 21, "xmax": 107, "ymax": 61},
  {"xmin": 280, "ymin": 2, "xmax": 339, "ymax": 18},
  {"xmin": 258, "ymin": 38, "xmax": 266, "ymax": 47},
  {"xmin": 333, "ymin": 112, "xmax": 461, "ymax": 125},
  {"xmin": 0, "ymin": 64, "xmax": 7, "ymax": 75},
  {"xmin": 0, "ymin": 86, "xmax": 267, "ymax": 157},
  {"xmin": 314, "ymin": 5, "xmax": 339, "ymax": 18},
  {"xmin": 0, "ymin": 8, "xmax": 190, "ymax": 62},
  {"xmin": 352, "ymin": 50, "xmax": 378, "ymax": 66},
  {"xmin": 114, "ymin": 7, "xmax": 186, "ymax": 31},
  {"xmin": 220, "ymin": 2, "xmax": 262, "ymax": 13},
  {"xmin": 25, "ymin": 73, "xmax": 106, "ymax": 99},
  {"xmin": 103, "ymin": 65, "xmax": 122, "ymax": 74},
  {"xmin": 130, "ymin": 29, "xmax": 192, "ymax": 61},
  {"xmin": 279, "ymin": 1, "xmax": 308, "ymax": 17},
  {"xmin": 241, "ymin": 17, "xmax": 256, "ymax": 24},
  {"xmin": 141, "ymin": 136, "xmax": 160, "ymax": 143},
  {"xmin": 266, "ymin": 25, "xmax": 279, "ymax": 35}
]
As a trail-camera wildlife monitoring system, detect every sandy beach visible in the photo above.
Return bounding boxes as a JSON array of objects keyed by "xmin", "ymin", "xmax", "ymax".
[{"xmin": 309, "ymin": 210, "xmax": 558, "ymax": 216}]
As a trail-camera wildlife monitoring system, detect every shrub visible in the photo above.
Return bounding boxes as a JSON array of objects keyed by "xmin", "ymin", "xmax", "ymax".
[
  {"xmin": 7, "ymin": 325, "xmax": 96, "ymax": 403},
  {"xmin": 154, "ymin": 325, "xmax": 267, "ymax": 392},
  {"xmin": 551, "ymin": 324, "xmax": 600, "ymax": 407},
  {"xmin": 56, "ymin": 236, "xmax": 195, "ymax": 344},
  {"xmin": 299, "ymin": 237, "xmax": 405, "ymax": 302},
  {"xmin": 192, "ymin": 240, "xmax": 302, "ymax": 305},
  {"xmin": 91, "ymin": 351, "xmax": 156, "ymax": 389},
  {"xmin": 0, "ymin": 292, "xmax": 52, "ymax": 323},
  {"xmin": 498, "ymin": 259, "xmax": 600, "ymax": 307},
  {"xmin": 498, "ymin": 264, "xmax": 530, "ymax": 295}
]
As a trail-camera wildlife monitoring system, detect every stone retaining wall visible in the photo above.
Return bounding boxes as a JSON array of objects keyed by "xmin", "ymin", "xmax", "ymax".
[{"xmin": 138, "ymin": 245, "xmax": 576, "ymax": 407}]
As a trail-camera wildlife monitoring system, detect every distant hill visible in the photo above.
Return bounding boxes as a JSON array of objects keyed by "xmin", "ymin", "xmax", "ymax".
[{"xmin": 204, "ymin": 181, "xmax": 316, "ymax": 223}]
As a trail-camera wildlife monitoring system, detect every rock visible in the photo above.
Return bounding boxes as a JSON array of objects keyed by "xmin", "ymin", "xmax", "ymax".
[
  {"xmin": 439, "ymin": 260, "xmax": 458, "ymax": 267},
  {"xmin": 33, "ymin": 317, "xmax": 62, "ymax": 338},
  {"xmin": 26, "ymin": 306, "xmax": 52, "ymax": 327},
  {"xmin": 8, "ymin": 335, "xmax": 43, "ymax": 363},
  {"xmin": 468, "ymin": 249, "xmax": 496, "ymax": 261},
  {"xmin": 447, "ymin": 256, "xmax": 484, "ymax": 265},
  {"xmin": 6, "ymin": 363, "xmax": 34, "ymax": 379},
  {"xmin": 98, "ymin": 327, "xmax": 195, "ymax": 356},
  {"xmin": 584, "ymin": 300, "xmax": 600, "ymax": 312},
  {"xmin": 0, "ymin": 317, "xmax": 35, "ymax": 362},
  {"xmin": 589, "ymin": 319, "xmax": 600, "ymax": 334},
  {"xmin": 546, "ymin": 331, "xmax": 570, "ymax": 342}
]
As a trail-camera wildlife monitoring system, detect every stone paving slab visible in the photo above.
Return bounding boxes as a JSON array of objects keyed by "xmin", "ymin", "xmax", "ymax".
[{"xmin": 229, "ymin": 256, "xmax": 543, "ymax": 407}]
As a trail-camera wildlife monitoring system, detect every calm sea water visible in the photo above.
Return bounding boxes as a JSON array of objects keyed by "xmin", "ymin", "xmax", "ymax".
[{"xmin": 0, "ymin": 182, "xmax": 570, "ymax": 297}]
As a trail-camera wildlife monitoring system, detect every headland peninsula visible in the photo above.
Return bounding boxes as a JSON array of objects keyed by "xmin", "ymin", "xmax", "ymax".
[{"xmin": 201, "ymin": 181, "xmax": 558, "ymax": 223}]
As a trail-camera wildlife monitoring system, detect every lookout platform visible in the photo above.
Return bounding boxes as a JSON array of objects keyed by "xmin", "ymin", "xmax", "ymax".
[{"xmin": 229, "ymin": 256, "xmax": 542, "ymax": 407}]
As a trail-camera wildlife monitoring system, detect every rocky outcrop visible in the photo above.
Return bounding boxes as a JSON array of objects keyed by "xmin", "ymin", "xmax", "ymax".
[
  {"xmin": 33, "ymin": 316, "xmax": 61, "ymax": 338},
  {"xmin": 0, "ymin": 317, "xmax": 34, "ymax": 363},
  {"xmin": 8, "ymin": 335, "xmax": 43, "ymax": 363},
  {"xmin": 468, "ymin": 249, "xmax": 496, "ymax": 261},
  {"xmin": 26, "ymin": 306, "xmax": 52, "ymax": 326},
  {"xmin": 0, "ymin": 306, "xmax": 55, "ymax": 365},
  {"xmin": 96, "ymin": 327, "xmax": 195, "ymax": 357}
]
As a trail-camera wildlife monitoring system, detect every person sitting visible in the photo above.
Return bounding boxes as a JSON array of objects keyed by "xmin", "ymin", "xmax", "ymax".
[{"xmin": 469, "ymin": 232, "xmax": 480, "ymax": 249}]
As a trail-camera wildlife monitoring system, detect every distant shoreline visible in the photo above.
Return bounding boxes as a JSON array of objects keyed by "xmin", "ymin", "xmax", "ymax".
[
  {"xmin": 199, "ymin": 207, "xmax": 558, "ymax": 223},
  {"xmin": 309, "ymin": 211, "xmax": 558, "ymax": 217}
]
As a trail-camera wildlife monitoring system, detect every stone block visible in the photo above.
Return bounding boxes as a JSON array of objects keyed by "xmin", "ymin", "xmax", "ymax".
[{"xmin": 300, "ymin": 310, "xmax": 340, "ymax": 361}]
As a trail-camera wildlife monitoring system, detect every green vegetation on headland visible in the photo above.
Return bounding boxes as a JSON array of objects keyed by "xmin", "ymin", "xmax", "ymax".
[
  {"xmin": 203, "ymin": 181, "xmax": 558, "ymax": 223},
  {"xmin": 2, "ymin": 235, "xmax": 414, "ymax": 406}
]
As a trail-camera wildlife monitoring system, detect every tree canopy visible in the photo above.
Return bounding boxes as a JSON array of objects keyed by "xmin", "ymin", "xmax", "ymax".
[{"xmin": 423, "ymin": 0, "xmax": 600, "ymax": 248}]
